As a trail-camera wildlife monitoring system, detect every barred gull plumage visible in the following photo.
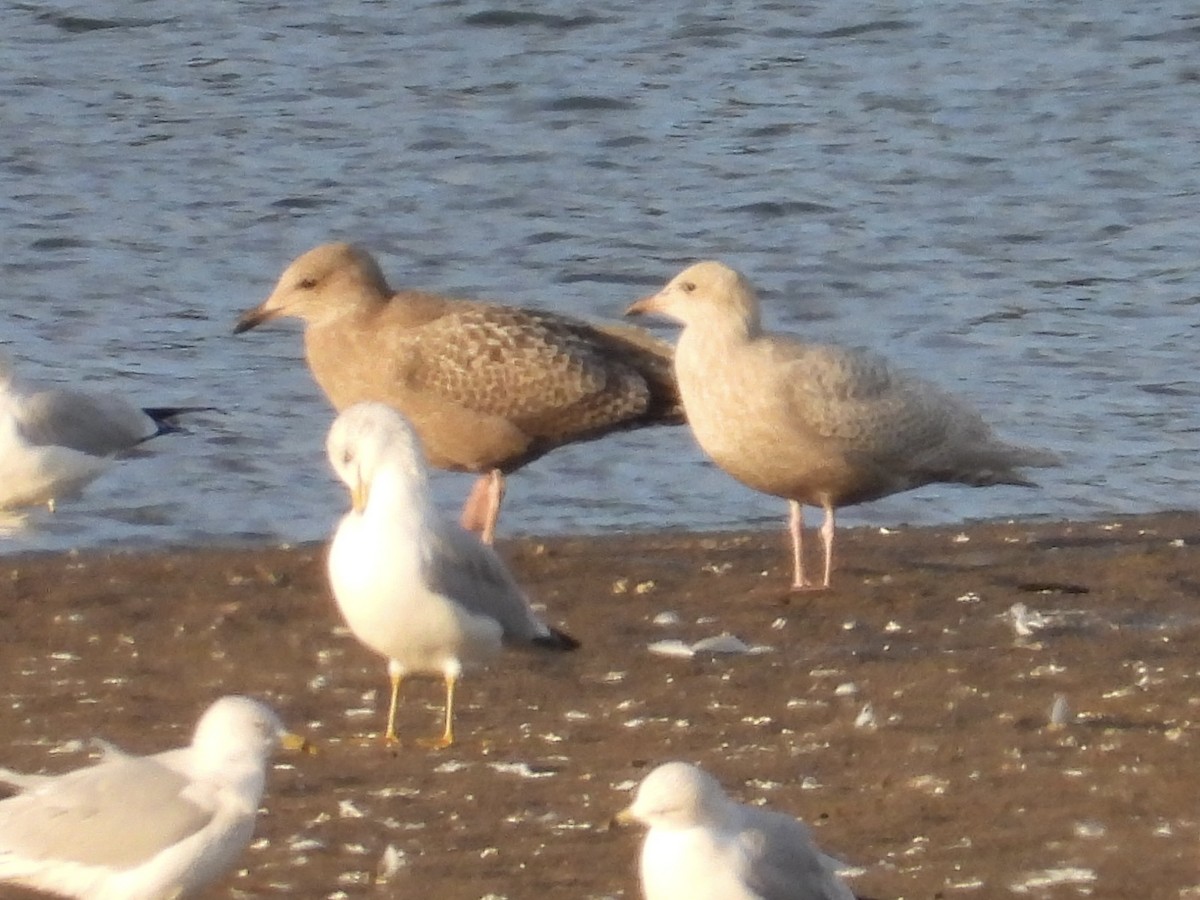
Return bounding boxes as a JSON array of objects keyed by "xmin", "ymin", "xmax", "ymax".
[
  {"xmin": 236, "ymin": 242, "xmax": 682, "ymax": 542},
  {"xmin": 628, "ymin": 261, "xmax": 1059, "ymax": 589}
]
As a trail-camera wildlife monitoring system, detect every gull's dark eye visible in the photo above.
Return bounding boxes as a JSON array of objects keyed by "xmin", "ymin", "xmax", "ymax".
[
  {"xmin": 298, "ymin": 277, "xmax": 318, "ymax": 290},
  {"xmin": 681, "ymin": 281, "xmax": 696, "ymax": 293},
  {"xmin": 341, "ymin": 449, "xmax": 353, "ymax": 466}
]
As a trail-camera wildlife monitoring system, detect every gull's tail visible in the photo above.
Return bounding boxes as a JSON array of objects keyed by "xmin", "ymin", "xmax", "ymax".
[{"xmin": 534, "ymin": 625, "xmax": 580, "ymax": 652}]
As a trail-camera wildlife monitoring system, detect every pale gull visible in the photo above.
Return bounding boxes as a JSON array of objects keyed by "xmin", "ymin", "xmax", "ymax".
[
  {"xmin": 325, "ymin": 401, "xmax": 579, "ymax": 747},
  {"xmin": 0, "ymin": 352, "xmax": 207, "ymax": 511},
  {"xmin": 615, "ymin": 761, "xmax": 856, "ymax": 900},
  {"xmin": 628, "ymin": 261, "xmax": 1060, "ymax": 590},
  {"xmin": 236, "ymin": 242, "xmax": 682, "ymax": 542},
  {"xmin": 0, "ymin": 696, "xmax": 305, "ymax": 900}
]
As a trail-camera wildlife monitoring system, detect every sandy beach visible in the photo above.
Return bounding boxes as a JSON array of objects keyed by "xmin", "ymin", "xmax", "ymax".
[{"xmin": 2, "ymin": 512, "xmax": 1199, "ymax": 899}]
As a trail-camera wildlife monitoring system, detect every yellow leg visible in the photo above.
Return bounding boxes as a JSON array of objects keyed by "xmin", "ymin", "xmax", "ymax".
[
  {"xmin": 419, "ymin": 671, "xmax": 458, "ymax": 749},
  {"xmin": 440, "ymin": 672, "xmax": 457, "ymax": 747},
  {"xmin": 384, "ymin": 668, "xmax": 403, "ymax": 746}
]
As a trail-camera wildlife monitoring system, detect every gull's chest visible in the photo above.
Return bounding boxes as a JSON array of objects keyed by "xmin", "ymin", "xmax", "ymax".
[
  {"xmin": 641, "ymin": 827, "xmax": 756, "ymax": 900},
  {"xmin": 674, "ymin": 332, "xmax": 755, "ymax": 432},
  {"xmin": 673, "ymin": 333, "xmax": 799, "ymax": 470},
  {"xmin": 327, "ymin": 513, "xmax": 501, "ymax": 670},
  {"xmin": 328, "ymin": 515, "xmax": 424, "ymax": 628}
]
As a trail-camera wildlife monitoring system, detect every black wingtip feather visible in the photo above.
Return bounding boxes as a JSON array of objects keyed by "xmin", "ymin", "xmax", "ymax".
[
  {"xmin": 142, "ymin": 406, "xmax": 220, "ymax": 423},
  {"xmin": 535, "ymin": 626, "xmax": 580, "ymax": 652},
  {"xmin": 142, "ymin": 406, "xmax": 221, "ymax": 436}
]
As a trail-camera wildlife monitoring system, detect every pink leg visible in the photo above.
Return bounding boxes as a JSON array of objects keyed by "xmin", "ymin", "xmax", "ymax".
[
  {"xmin": 789, "ymin": 500, "xmax": 831, "ymax": 591},
  {"xmin": 788, "ymin": 500, "xmax": 809, "ymax": 590},
  {"xmin": 460, "ymin": 476, "xmax": 490, "ymax": 535},
  {"xmin": 818, "ymin": 502, "xmax": 836, "ymax": 589},
  {"xmin": 459, "ymin": 470, "xmax": 505, "ymax": 544}
]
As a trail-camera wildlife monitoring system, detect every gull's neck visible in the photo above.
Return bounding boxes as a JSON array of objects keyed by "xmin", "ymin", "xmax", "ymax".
[
  {"xmin": 687, "ymin": 296, "xmax": 762, "ymax": 345},
  {"xmin": 305, "ymin": 294, "xmax": 369, "ymax": 330},
  {"xmin": 186, "ymin": 740, "xmax": 269, "ymax": 804},
  {"xmin": 363, "ymin": 464, "xmax": 437, "ymax": 533},
  {"xmin": 677, "ymin": 310, "xmax": 760, "ymax": 375}
]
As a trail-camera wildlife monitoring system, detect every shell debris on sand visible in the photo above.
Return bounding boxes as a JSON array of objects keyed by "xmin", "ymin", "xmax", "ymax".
[
  {"xmin": 2, "ymin": 515, "xmax": 1199, "ymax": 897},
  {"xmin": 646, "ymin": 633, "xmax": 770, "ymax": 658}
]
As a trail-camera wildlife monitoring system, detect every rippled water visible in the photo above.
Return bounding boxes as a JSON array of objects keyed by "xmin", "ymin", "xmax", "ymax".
[{"xmin": 1, "ymin": 1, "xmax": 1197, "ymax": 553}]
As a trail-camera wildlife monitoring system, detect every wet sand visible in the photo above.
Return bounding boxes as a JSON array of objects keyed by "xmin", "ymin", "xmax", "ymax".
[{"xmin": 2, "ymin": 512, "xmax": 1199, "ymax": 899}]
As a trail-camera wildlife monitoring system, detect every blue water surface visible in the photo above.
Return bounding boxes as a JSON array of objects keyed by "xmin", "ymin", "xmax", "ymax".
[{"xmin": 1, "ymin": 1, "xmax": 1196, "ymax": 552}]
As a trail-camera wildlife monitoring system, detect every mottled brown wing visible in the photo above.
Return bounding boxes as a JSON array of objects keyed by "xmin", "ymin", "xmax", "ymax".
[{"xmin": 398, "ymin": 304, "xmax": 679, "ymax": 441}]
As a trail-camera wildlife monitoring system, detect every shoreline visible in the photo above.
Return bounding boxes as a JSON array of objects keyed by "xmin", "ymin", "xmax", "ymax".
[{"xmin": 3, "ymin": 507, "xmax": 1197, "ymax": 565}]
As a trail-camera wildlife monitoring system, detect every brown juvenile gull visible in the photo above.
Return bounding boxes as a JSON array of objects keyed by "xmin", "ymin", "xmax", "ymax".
[
  {"xmin": 235, "ymin": 242, "xmax": 682, "ymax": 542},
  {"xmin": 627, "ymin": 261, "xmax": 1060, "ymax": 590},
  {"xmin": 0, "ymin": 696, "xmax": 306, "ymax": 900},
  {"xmin": 326, "ymin": 402, "xmax": 579, "ymax": 747}
]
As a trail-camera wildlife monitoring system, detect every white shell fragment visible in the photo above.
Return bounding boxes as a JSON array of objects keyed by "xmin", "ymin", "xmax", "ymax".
[
  {"xmin": 691, "ymin": 634, "xmax": 753, "ymax": 655},
  {"xmin": 647, "ymin": 633, "xmax": 770, "ymax": 658},
  {"xmin": 1048, "ymin": 695, "xmax": 1071, "ymax": 728},
  {"xmin": 375, "ymin": 845, "xmax": 406, "ymax": 883},
  {"xmin": 854, "ymin": 703, "xmax": 877, "ymax": 730},
  {"xmin": 1009, "ymin": 602, "xmax": 1048, "ymax": 637},
  {"xmin": 646, "ymin": 640, "xmax": 697, "ymax": 659}
]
